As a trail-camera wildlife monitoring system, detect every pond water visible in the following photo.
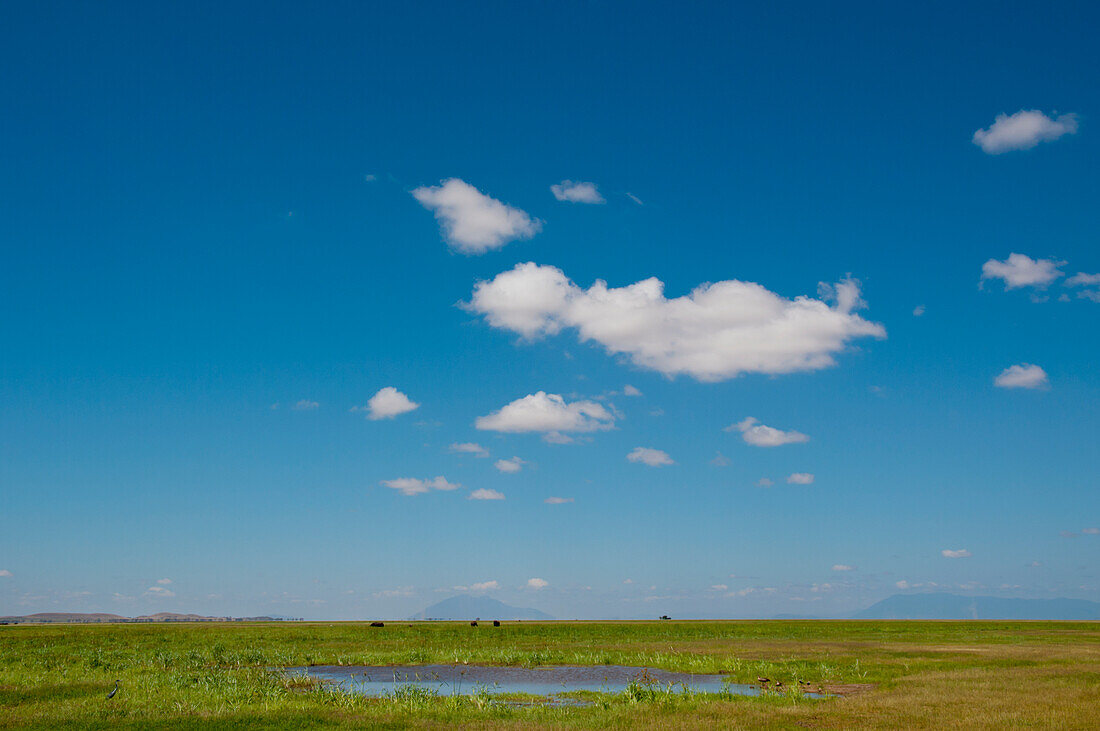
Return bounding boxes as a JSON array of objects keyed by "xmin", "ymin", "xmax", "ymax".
[{"xmin": 288, "ymin": 664, "xmax": 825, "ymax": 704}]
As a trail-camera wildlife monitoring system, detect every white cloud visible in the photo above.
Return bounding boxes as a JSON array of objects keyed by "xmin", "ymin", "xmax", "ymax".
[
  {"xmin": 363, "ymin": 387, "xmax": 419, "ymax": 420},
  {"xmin": 475, "ymin": 391, "xmax": 615, "ymax": 435},
  {"xmin": 787, "ymin": 472, "xmax": 814, "ymax": 485},
  {"xmin": 728, "ymin": 417, "xmax": 810, "ymax": 447},
  {"xmin": 711, "ymin": 584, "xmax": 728, "ymax": 591},
  {"xmin": 550, "ymin": 180, "xmax": 605, "ymax": 204},
  {"xmin": 710, "ymin": 452, "xmax": 730, "ymax": 467},
  {"xmin": 412, "ymin": 178, "xmax": 541, "ymax": 254},
  {"xmin": 0, "ymin": 570, "xmax": 11, "ymax": 578},
  {"xmin": 1066, "ymin": 272, "xmax": 1100, "ymax": 286},
  {"xmin": 145, "ymin": 586, "xmax": 175, "ymax": 597},
  {"xmin": 972, "ymin": 110, "xmax": 1078, "ymax": 154},
  {"xmin": 622, "ymin": 579, "xmax": 634, "ymax": 584},
  {"xmin": 942, "ymin": 549, "xmax": 972, "ymax": 559},
  {"xmin": 625, "ymin": 193, "xmax": 643, "ymax": 206},
  {"xmin": 627, "ymin": 447, "xmax": 674, "ymax": 467},
  {"xmin": 895, "ymin": 580, "xmax": 911, "ymax": 589},
  {"xmin": 292, "ymin": 399, "xmax": 319, "ymax": 411},
  {"xmin": 527, "ymin": 578, "xmax": 549, "ymax": 589},
  {"xmin": 1082, "ymin": 528, "xmax": 1099, "ymax": 535},
  {"xmin": 913, "ymin": 305, "xmax": 925, "ymax": 317},
  {"xmin": 156, "ymin": 578, "xmax": 173, "ymax": 585},
  {"xmin": 381, "ymin": 476, "xmax": 460, "ymax": 496},
  {"xmin": 466, "ymin": 263, "xmax": 885, "ymax": 382},
  {"xmin": 994, "ymin": 363, "xmax": 1049, "ymax": 390},
  {"xmin": 470, "ymin": 580, "xmax": 499, "ymax": 592},
  {"xmin": 545, "ymin": 496, "xmax": 574, "ymax": 504},
  {"xmin": 756, "ymin": 478, "xmax": 774, "ymax": 487},
  {"xmin": 494, "ymin": 456, "xmax": 526, "ymax": 473},
  {"xmin": 450, "ymin": 442, "xmax": 489, "ymax": 457},
  {"xmin": 622, "ymin": 384, "xmax": 642, "ymax": 397},
  {"xmin": 832, "ymin": 564, "xmax": 855, "ymax": 572},
  {"xmin": 981, "ymin": 253, "xmax": 1065, "ymax": 289},
  {"xmin": 469, "ymin": 488, "xmax": 505, "ymax": 501}
]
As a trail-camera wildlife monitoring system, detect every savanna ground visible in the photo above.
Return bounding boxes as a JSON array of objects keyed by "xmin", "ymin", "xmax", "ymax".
[{"xmin": 1, "ymin": 620, "xmax": 1098, "ymax": 729}]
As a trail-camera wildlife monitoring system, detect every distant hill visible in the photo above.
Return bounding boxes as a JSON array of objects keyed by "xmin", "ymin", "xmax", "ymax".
[
  {"xmin": 410, "ymin": 595, "xmax": 552, "ymax": 621},
  {"xmin": 855, "ymin": 593, "xmax": 1100, "ymax": 620},
  {"xmin": 0, "ymin": 612, "xmax": 283, "ymax": 624}
]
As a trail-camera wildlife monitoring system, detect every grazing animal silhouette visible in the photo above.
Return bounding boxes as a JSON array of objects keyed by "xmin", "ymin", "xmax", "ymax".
[
  {"xmin": 492, "ymin": 620, "xmax": 500, "ymax": 627},
  {"xmin": 470, "ymin": 621, "xmax": 478, "ymax": 626},
  {"xmin": 370, "ymin": 621, "xmax": 384, "ymax": 627},
  {"xmin": 106, "ymin": 680, "xmax": 119, "ymax": 699}
]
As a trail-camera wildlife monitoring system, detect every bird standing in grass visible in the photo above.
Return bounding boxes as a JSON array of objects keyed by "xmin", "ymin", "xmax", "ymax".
[{"xmin": 106, "ymin": 680, "xmax": 119, "ymax": 699}]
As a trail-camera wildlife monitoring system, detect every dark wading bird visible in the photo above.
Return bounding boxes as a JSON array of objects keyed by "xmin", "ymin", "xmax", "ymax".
[{"xmin": 106, "ymin": 680, "xmax": 119, "ymax": 699}]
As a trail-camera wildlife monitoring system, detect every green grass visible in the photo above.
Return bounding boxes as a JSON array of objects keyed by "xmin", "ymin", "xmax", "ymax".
[{"xmin": 1, "ymin": 620, "xmax": 1098, "ymax": 728}]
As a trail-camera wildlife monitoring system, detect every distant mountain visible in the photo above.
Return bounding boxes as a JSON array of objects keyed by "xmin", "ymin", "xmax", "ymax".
[
  {"xmin": 855, "ymin": 593, "xmax": 1100, "ymax": 620},
  {"xmin": 0, "ymin": 612, "xmax": 282, "ymax": 624},
  {"xmin": 410, "ymin": 595, "xmax": 553, "ymax": 621}
]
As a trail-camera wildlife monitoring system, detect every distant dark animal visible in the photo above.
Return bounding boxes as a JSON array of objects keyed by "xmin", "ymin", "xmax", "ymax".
[
  {"xmin": 492, "ymin": 620, "xmax": 501, "ymax": 627},
  {"xmin": 470, "ymin": 621, "xmax": 478, "ymax": 627},
  {"xmin": 106, "ymin": 680, "xmax": 119, "ymax": 699},
  {"xmin": 370, "ymin": 621, "xmax": 384, "ymax": 627},
  {"xmin": 757, "ymin": 677, "xmax": 769, "ymax": 684},
  {"xmin": 659, "ymin": 615, "xmax": 671, "ymax": 620}
]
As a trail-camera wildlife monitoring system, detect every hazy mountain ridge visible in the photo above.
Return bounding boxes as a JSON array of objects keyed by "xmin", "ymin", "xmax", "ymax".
[
  {"xmin": 854, "ymin": 593, "xmax": 1100, "ymax": 620},
  {"xmin": 410, "ymin": 595, "xmax": 553, "ymax": 620}
]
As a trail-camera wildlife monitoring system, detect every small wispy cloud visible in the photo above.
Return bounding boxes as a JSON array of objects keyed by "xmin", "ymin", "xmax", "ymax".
[
  {"xmin": 494, "ymin": 456, "xmax": 526, "ymax": 473},
  {"xmin": 982, "ymin": 253, "xmax": 1065, "ymax": 290},
  {"xmin": 450, "ymin": 442, "xmax": 489, "ymax": 457},
  {"xmin": 972, "ymin": 110, "xmax": 1078, "ymax": 154},
  {"xmin": 832, "ymin": 564, "xmax": 855, "ymax": 572},
  {"xmin": 145, "ymin": 585, "xmax": 175, "ymax": 598},
  {"xmin": 550, "ymin": 180, "xmax": 605, "ymax": 204},
  {"xmin": 358, "ymin": 387, "xmax": 420, "ymax": 420},
  {"xmin": 292, "ymin": 399, "xmax": 319, "ymax": 411},
  {"xmin": 412, "ymin": 178, "xmax": 541, "ymax": 254},
  {"xmin": 469, "ymin": 488, "xmax": 505, "ymax": 501},
  {"xmin": 156, "ymin": 578, "xmax": 172, "ymax": 585},
  {"xmin": 526, "ymin": 578, "xmax": 549, "ymax": 590},
  {"xmin": 627, "ymin": 447, "xmax": 674, "ymax": 467},
  {"xmin": 941, "ymin": 549, "xmax": 972, "ymax": 559},
  {"xmin": 545, "ymin": 496, "xmax": 574, "ymax": 504},
  {"xmin": 0, "ymin": 570, "xmax": 12, "ymax": 578},
  {"xmin": 994, "ymin": 364, "xmax": 1049, "ymax": 390},
  {"xmin": 381, "ymin": 476, "xmax": 460, "ymax": 496},
  {"xmin": 787, "ymin": 473, "xmax": 814, "ymax": 485},
  {"xmin": 728, "ymin": 417, "xmax": 810, "ymax": 447}
]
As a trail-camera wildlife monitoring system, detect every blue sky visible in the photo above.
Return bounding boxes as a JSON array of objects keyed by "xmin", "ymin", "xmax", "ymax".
[{"xmin": 1, "ymin": 1, "xmax": 1098, "ymax": 619}]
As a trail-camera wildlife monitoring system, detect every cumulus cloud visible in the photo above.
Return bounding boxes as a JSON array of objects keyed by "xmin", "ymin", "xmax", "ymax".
[
  {"xmin": 145, "ymin": 585, "xmax": 175, "ymax": 597},
  {"xmin": 550, "ymin": 180, "xmax": 605, "ymax": 204},
  {"xmin": 450, "ymin": 442, "xmax": 489, "ymax": 457},
  {"xmin": 475, "ymin": 391, "xmax": 615, "ymax": 437},
  {"xmin": 942, "ymin": 549, "xmax": 972, "ymax": 559},
  {"xmin": 756, "ymin": 478, "xmax": 774, "ymax": 488},
  {"xmin": 527, "ymin": 578, "xmax": 549, "ymax": 589},
  {"xmin": 156, "ymin": 578, "xmax": 172, "ymax": 585},
  {"xmin": 787, "ymin": 472, "xmax": 814, "ymax": 485},
  {"xmin": 545, "ymin": 496, "xmax": 574, "ymax": 504},
  {"xmin": 494, "ymin": 456, "xmax": 526, "ymax": 473},
  {"xmin": 0, "ymin": 570, "xmax": 11, "ymax": 578},
  {"xmin": 994, "ymin": 364, "xmax": 1049, "ymax": 390},
  {"xmin": 412, "ymin": 178, "xmax": 541, "ymax": 254},
  {"xmin": 832, "ymin": 564, "xmax": 855, "ymax": 572},
  {"xmin": 466, "ymin": 263, "xmax": 885, "ymax": 382},
  {"xmin": 470, "ymin": 580, "xmax": 499, "ymax": 592},
  {"xmin": 381, "ymin": 476, "xmax": 460, "ymax": 496},
  {"xmin": 727, "ymin": 417, "xmax": 810, "ymax": 447},
  {"xmin": 981, "ymin": 253, "xmax": 1065, "ymax": 289},
  {"xmin": 469, "ymin": 488, "xmax": 505, "ymax": 501},
  {"xmin": 1066, "ymin": 272, "xmax": 1100, "ymax": 286},
  {"xmin": 361, "ymin": 387, "xmax": 419, "ymax": 420},
  {"xmin": 292, "ymin": 399, "xmax": 319, "ymax": 411},
  {"xmin": 972, "ymin": 110, "xmax": 1078, "ymax": 154},
  {"xmin": 622, "ymin": 384, "xmax": 643, "ymax": 397},
  {"xmin": 627, "ymin": 447, "xmax": 674, "ymax": 467}
]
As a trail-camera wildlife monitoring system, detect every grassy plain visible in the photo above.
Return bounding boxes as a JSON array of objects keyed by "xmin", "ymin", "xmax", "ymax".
[{"xmin": 1, "ymin": 620, "xmax": 1098, "ymax": 728}]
